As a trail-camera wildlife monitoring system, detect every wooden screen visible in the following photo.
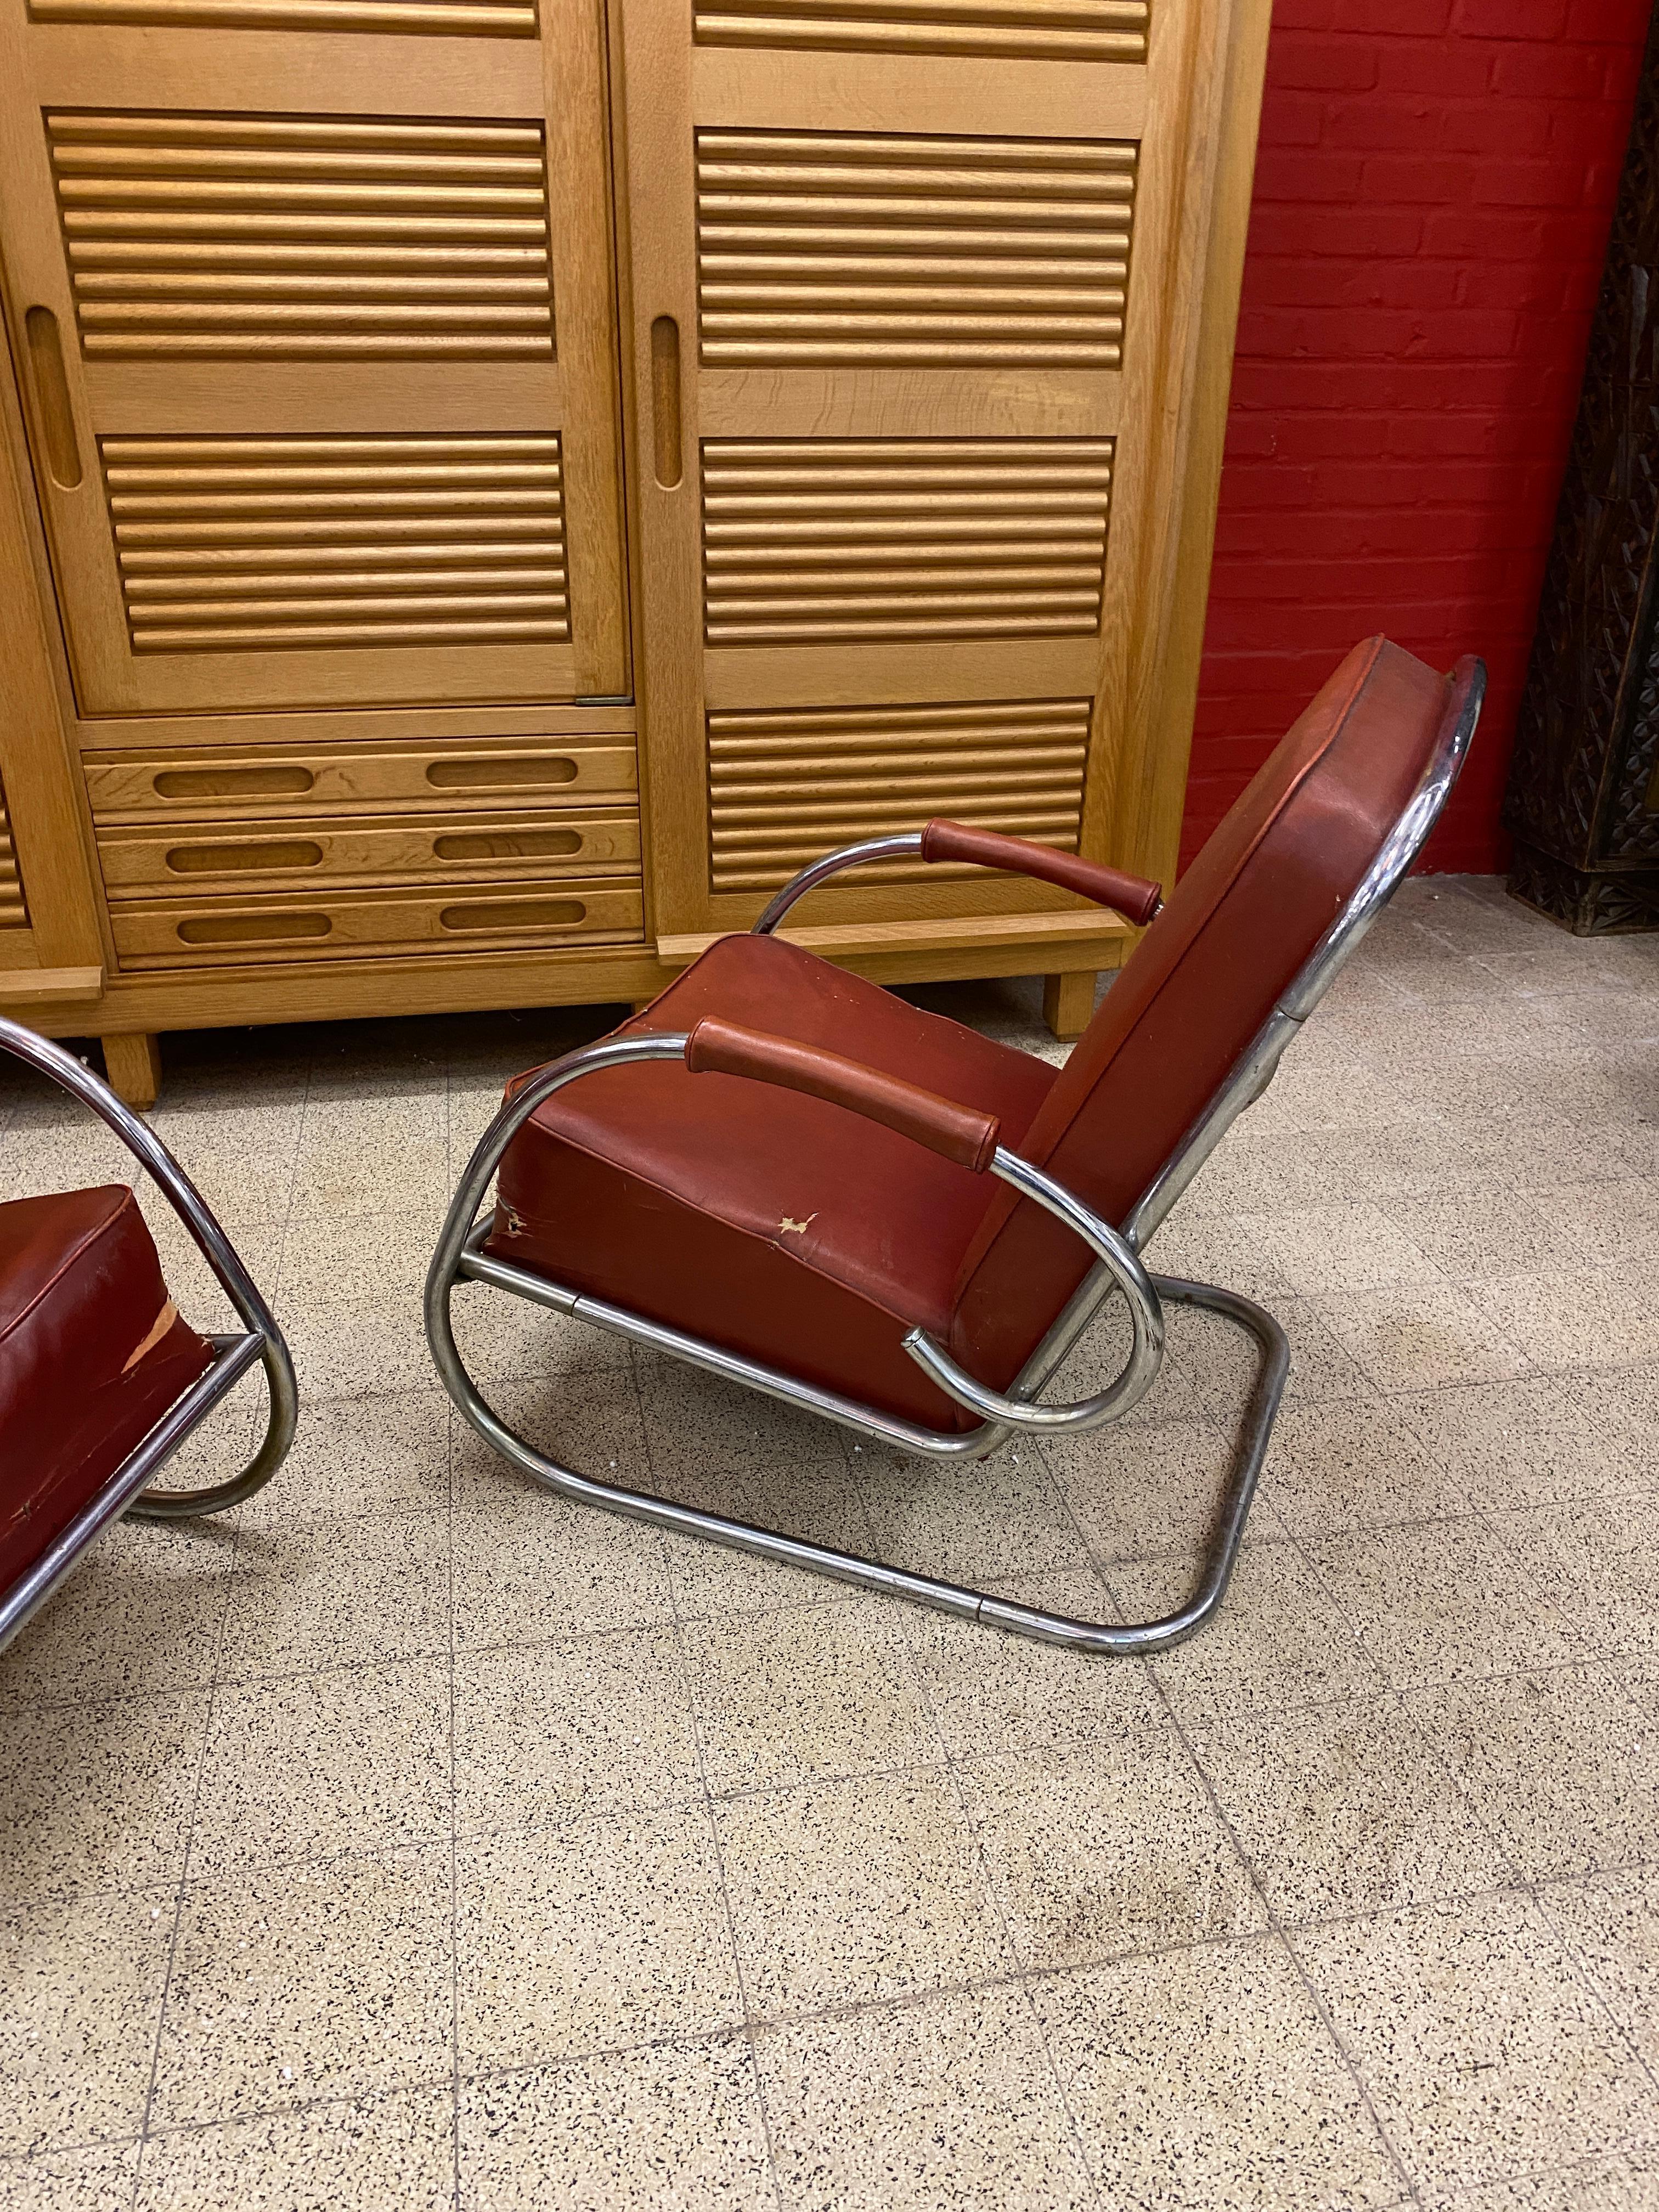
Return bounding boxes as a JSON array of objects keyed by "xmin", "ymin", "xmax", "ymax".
[
  {"xmin": 0, "ymin": 0, "xmax": 625, "ymax": 715},
  {"xmin": 622, "ymin": 0, "xmax": 1237, "ymax": 939}
]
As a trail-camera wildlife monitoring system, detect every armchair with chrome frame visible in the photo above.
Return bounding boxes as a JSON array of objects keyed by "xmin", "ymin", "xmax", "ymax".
[
  {"xmin": 426, "ymin": 637, "xmax": 1484, "ymax": 1653},
  {"xmin": 0, "ymin": 1019, "xmax": 296, "ymax": 1657}
]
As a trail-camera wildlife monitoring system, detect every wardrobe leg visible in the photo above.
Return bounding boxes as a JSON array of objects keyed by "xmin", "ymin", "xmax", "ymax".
[
  {"xmin": 103, "ymin": 1031, "xmax": 162, "ymax": 1109},
  {"xmin": 1042, "ymin": 972, "xmax": 1096, "ymax": 1042}
]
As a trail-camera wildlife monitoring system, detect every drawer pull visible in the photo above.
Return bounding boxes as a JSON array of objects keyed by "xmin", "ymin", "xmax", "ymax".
[
  {"xmin": 25, "ymin": 307, "xmax": 82, "ymax": 489},
  {"xmin": 177, "ymin": 911, "xmax": 332, "ymax": 946},
  {"xmin": 155, "ymin": 765, "xmax": 315, "ymax": 801},
  {"xmin": 166, "ymin": 839, "xmax": 324, "ymax": 876},
  {"xmin": 433, "ymin": 828, "xmax": 582, "ymax": 863},
  {"xmin": 438, "ymin": 898, "xmax": 585, "ymax": 933},
  {"xmin": 426, "ymin": 758, "xmax": 577, "ymax": 792}
]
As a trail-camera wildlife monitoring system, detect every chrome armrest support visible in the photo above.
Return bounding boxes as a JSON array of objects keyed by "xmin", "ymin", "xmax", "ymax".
[
  {"xmin": 0, "ymin": 1016, "xmax": 296, "ymax": 1514},
  {"xmin": 752, "ymin": 833, "xmax": 925, "ymax": 935},
  {"xmin": 904, "ymin": 1146, "xmax": 1164, "ymax": 1434}
]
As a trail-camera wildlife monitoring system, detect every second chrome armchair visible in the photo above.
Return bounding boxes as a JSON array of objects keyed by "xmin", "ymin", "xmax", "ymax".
[{"xmin": 426, "ymin": 637, "xmax": 1485, "ymax": 1654}]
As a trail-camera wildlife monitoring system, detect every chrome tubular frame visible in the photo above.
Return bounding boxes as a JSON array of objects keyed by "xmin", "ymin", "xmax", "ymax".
[
  {"xmin": 0, "ymin": 1017, "xmax": 297, "ymax": 1656},
  {"xmin": 425, "ymin": 658, "xmax": 1484, "ymax": 1653}
]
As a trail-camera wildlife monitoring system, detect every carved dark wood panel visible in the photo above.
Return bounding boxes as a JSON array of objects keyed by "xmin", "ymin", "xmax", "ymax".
[{"xmin": 1505, "ymin": 0, "xmax": 1659, "ymax": 932}]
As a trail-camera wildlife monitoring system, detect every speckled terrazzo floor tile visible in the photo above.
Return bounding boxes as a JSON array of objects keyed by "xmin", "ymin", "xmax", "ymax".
[
  {"xmin": 896, "ymin": 1565, "xmax": 1163, "ymax": 1757},
  {"xmin": 1292, "ymin": 1891, "xmax": 1659, "ymax": 2198},
  {"xmin": 1183, "ymin": 1294, "xmax": 1372, "ymax": 1421},
  {"xmin": 453, "ymin": 1629, "xmax": 701, "ymax": 1836},
  {"xmin": 289, "ymin": 1102, "xmax": 451, "ymax": 1223},
  {"xmin": 457, "ymin": 2037, "xmax": 774, "ymax": 2212},
  {"xmin": 190, "ymin": 1661, "xmax": 450, "ymax": 1878},
  {"xmin": 1041, "ymin": 1414, "xmax": 1267, "ymax": 1564},
  {"xmin": 452, "ymin": 1364, "xmax": 651, "ymax": 1486},
  {"xmin": 1233, "ymin": 1201, "xmax": 1448, "ymax": 1298},
  {"xmin": 656, "ymin": 1460, "xmax": 875, "ymax": 1618},
  {"xmin": 1110, "ymin": 1538, "xmax": 1384, "ymax": 1726},
  {"xmin": 0, "ymin": 1694, "xmax": 209, "ymax": 1903},
  {"xmin": 451, "ymin": 1453, "xmax": 673, "ymax": 1649},
  {"xmin": 275, "ymin": 1207, "xmax": 438, "ymax": 1311},
  {"xmin": 1542, "ymin": 1868, "xmax": 1659, "ymax": 2080},
  {"xmin": 279, "ymin": 1290, "xmax": 447, "ymax": 1404},
  {"xmin": 1188, "ymin": 1696, "xmax": 1513, "ymax": 1923},
  {"xmin": 132, "ymin": 2085, "xmax": 457, "ymax": 2212},
  {"xmin": 1427, "ymin": 2149, "xmax": 1659, "ymax": 2211},
  {"xmin": 1301, "ymin": 1519, "xmax": 1584, "ymax": 1690},
  {"xmin": 234, "ymin": 1391, "xmax": 452, "ymax": 1532},
  {"xmin": 633, "ymin": 1347, "xmax": 848, "ymax": 1479},
  {"xmin": 1408, "ymin": 1666, "xmax": 1659, "ymax": 1883},
  {"xmin": 1259, "ymin": 1393, "xmax": 1471, "ymax": 1537},
  {"xmin": 681, "ymin": 1598, "xmax": 940, "ymax": 1795},
  {"xmin": 1391, "ymin": 1369, "xmax": 1659, "ymax": 1515},
  {"xmin": 149, "ymin": 1844, "xmax": 453, "ymax": 2126},
  {"xmin": 0, "ymin": 1889, "xmax": 173, "ymax": 2154},
  {"xmin": 754, "ymin": 1984, "xmax": 1093, "ymax": 2212},
  {"xmin": 1033, "ymin": 1932, "xmax": 1404, "ymax": 2212},
  {"xmin": 716, "ymin": 1767, "xmax": 1009, "ymax": 2014},
  {"xmin": 854, "ymin": 1442, "xmax": 1092, "ymax": 1583},
  {"xmin": 1310, "ymin": 1279, "xmax": 1531, "ymax": 1392},
  {"xmin": 447, "ymin": 1277, "xmax": 635, "ymax": 1387},
  {"xmin": 1466, "ymin": 1266, "xmax": 1659, "ymax": 1374},
  {"xmin": 0, "ymin": 1521, "xmax": 235, "ymax": 1708},
  {"xmin": 1487, "ymin": 1498, "xmax": 1659, "ymax": 1658},
  {"xmin": 955, "ymin": 1734, "xmax": 1265, "ymax": 1973},
  {"xmin": 454, "ymin": 1805, "xmax": 742, "ymax": 2071},
  {"xmin": 221, "ymin": 1508, "xmax": 450, "ymax": 1680},
  {"xmin": 1378, "ymin": 1185, "xmax": 1581, "ymax": 1282},
  {"xmin": 1132, "ymin": 1203, "xmax": 1299, "ymax": 1303},
  {"xmin": 1, "ymin": 2140, "xmax": 142, "ymax": 2212}
]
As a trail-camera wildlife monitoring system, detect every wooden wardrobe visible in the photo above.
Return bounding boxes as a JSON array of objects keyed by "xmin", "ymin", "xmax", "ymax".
[{"xmin": 0, "ymin": 0, "xmax": 1269, "ymax": 1103}]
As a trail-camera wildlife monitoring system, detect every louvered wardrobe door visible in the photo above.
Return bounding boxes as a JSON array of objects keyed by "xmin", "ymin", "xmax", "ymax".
[
  {"xmin": 0, "ymin": 0, "xmax": 624, "ymax": 714},
  {"xmin": 622, "ymin": 0, "xmax": 1238, "ymax": 939}
]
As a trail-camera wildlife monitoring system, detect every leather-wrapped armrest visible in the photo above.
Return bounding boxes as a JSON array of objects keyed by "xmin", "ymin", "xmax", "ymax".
[
  {"xmin": 684, "ymin": 1015, "xmax": 1000, "ymax": 1172},
  {"xmin": 919, "ymin": 819, "xmax": 1163, "ymax": 926}
]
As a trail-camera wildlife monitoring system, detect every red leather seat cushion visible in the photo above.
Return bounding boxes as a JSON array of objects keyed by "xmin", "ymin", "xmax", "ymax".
[
  {"xmin": 1, "ymin": 1185, "xmax": 215, "ymax": 1588},
  {"xmin": 488, "ymin": 931, "xmax": 1057, "ymax": 1429}
]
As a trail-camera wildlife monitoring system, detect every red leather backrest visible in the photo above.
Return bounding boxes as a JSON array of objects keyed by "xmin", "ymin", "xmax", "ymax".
[{"xmin": 950, "ymin": 636, "xmax": 1454, "ymax": 1386}]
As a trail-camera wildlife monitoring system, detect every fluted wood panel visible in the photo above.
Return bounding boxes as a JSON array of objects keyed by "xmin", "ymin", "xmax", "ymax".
[
  {"xmin": 48, "ymin": 111, "xmax": 554, "ymax": 360},
  {"xmin": 0, "ymin": 778, "xmax": 28, "ymax": 930},
  {"xmin": 702, "ymin": 437, "xmax": 1113, "ymax": 646},
  {"xmin": 101, "ymin": 434, "xmax": 569, "ymax": 653},
  {"xmin": 693, "ymin": 0, "xmax": 1147, "ymax": 61},
  {"xmin": 30, "ymin": 0, "xmax": 536, "ymax": 36},
  {"xmin": 696, "ymin": 129, "xmax": 1136, "ymax": 368},
  {"xmin": 707, "ymin": 696, "xmax": 1090, "ymax": 888}
]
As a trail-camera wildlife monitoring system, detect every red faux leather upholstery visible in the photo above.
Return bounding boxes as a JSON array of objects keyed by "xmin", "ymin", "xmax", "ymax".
[
  {"xmin": 1, "ymin": 1186, "xmax": 215, "ymax": 1585},
  {"xmin": 489, "ymin": 637, "xmax": 1457, "ymax": 1429}
]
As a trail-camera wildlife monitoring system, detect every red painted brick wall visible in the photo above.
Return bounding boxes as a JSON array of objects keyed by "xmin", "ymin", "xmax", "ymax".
[{"xmin": 1183, "ymin": 0, "xmax": 1650, "ymax": 874}]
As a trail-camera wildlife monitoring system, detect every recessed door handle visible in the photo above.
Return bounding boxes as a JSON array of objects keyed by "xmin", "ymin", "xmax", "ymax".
[
  {"xmin": 650, "ymin": 315, "xmax": 682, "ymax": 490},
  {"xmin": 24, "ymin": 306, "xmax": 82, "ymax": 489}
]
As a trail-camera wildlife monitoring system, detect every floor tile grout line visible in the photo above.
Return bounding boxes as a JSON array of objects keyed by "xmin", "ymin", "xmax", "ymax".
[
  {"xmin": 1053, "ymin": 1342, "xmax": 1427, "ymax": 2206},
  {"xmin": 1148, "ymin": 1657, "xmax": 1425, "ymax": 2209},
  {"xmin": 634, "ymin": 1380, "xmax": 789, "ymax": 2212}
]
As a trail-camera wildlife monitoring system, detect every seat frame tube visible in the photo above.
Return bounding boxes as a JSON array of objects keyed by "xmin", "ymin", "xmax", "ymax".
[
  {"xmin": 425, "ymin": 658, "xmax": 1484, "ymax": 1653},
  {"xmin": 0, "ymin": 1017, "xmax": 297, "ymax": 1656}
]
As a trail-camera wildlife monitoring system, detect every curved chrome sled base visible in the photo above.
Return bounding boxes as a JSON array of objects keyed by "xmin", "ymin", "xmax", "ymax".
[{"xmin": 430, "ymin": 1252, "xmax": 1288, "ymax": 1656}]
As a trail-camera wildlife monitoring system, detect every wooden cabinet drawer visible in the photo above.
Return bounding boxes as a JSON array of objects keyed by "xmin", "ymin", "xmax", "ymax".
[
  {"xmin": 84, "ymin": 738, "xmax": 638, "ymax": 825},
  {"xmin": 109, "ymin": 882, "xmax": 645, "ymax": 971},
  {"xmin": 98, "ymin": 810, "xmax": 641, "ymax": 901}
]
